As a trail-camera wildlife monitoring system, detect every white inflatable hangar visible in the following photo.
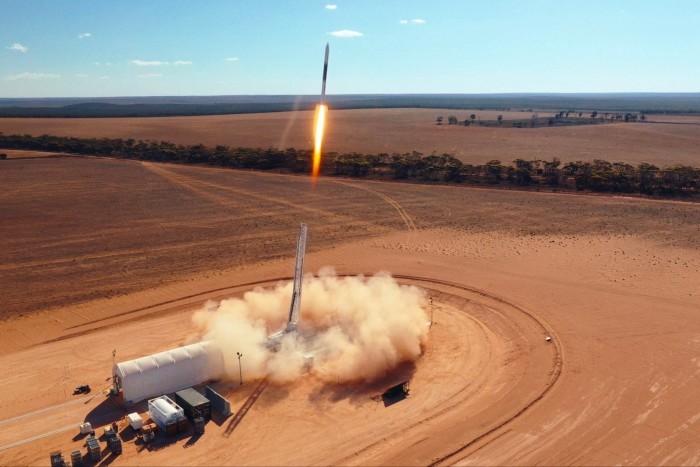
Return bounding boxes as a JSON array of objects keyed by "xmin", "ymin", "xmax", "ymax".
[{"xmin": 112, "ymin": 340, "xmax": 224, "ymax": 405}]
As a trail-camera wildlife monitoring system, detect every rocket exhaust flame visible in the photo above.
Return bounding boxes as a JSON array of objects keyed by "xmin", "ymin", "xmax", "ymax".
[
  {"xmin": 312, "ymin": 104, "xmax": 327, "ymax": 179},
  {"xmin": 312, "ymin": 43, "xmax": 329, "ymax": 181}
]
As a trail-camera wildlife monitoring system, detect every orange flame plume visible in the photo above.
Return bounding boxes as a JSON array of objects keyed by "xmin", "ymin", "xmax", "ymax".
[{"xmin": 312, "ymin": 103, "xmax": 327, "ymax": 180}]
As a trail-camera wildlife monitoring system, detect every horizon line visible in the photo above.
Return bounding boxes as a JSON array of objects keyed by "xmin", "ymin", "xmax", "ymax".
[{"xmin": 2, "ymin": 91, "xmax": 700, "ymax": 101}]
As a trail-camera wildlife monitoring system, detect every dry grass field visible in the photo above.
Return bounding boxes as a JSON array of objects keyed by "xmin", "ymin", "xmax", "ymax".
[
  {"xmin": 1, "ymin": 154, "xmax": 699, "ymax": 465},
  {"xmin": 1, "ymin": 108, "xmax": 699, "ymax": 167}
]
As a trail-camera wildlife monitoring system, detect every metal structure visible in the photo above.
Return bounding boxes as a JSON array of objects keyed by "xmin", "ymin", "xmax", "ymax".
[
  {"xmin": 267, "ymin": 223, "xmax": 308, "ymax": 348},
  {"xmin": 286, "ymin": 223, "xmax": 307, "ymax": 333},
  {"xmin": 237, "ymin": 352, "xmax": 243, "ymax": 385},
  {"xmin": 205, "ymin": 385, "xmax": 232, "ymax": 417}
]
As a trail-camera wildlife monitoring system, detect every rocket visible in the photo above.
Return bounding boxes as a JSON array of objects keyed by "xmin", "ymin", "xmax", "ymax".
[{"xmin": 321, "ymin": 43, "xmax": 329, "ymax": 103}]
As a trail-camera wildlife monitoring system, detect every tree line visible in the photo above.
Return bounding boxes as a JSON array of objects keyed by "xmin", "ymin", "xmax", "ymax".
[
  {"xmin": 438, "ymin": 111, "xmax": 647, "ymax": 128},
  {"xmin": 0, "ymin": 132, "xmax": 697, "ymax": 198}
]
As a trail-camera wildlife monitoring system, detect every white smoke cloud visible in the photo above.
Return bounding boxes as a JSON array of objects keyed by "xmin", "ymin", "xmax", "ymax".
[{"xmin": 192, "ymin": 269, "xmax": 429, "ymax": 386}]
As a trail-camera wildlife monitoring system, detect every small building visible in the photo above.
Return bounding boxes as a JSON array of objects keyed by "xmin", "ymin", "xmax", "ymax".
[{"xmin": 112, "ymin": 341, "xmax": 224, "ymax": 405}]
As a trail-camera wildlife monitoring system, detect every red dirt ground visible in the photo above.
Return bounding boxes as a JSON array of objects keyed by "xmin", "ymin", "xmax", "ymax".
[{"xmin": 1, "ymin": 155, "xmax": 699, "ymax": 465}]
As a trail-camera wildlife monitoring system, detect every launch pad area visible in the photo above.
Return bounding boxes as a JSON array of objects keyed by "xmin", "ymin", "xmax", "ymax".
[{"xmin": 0, "ymin": 273, "xmax": 556, "ymax": 466}]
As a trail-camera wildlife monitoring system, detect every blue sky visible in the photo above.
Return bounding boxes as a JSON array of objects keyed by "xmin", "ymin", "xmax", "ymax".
[{"xmin": 2, "ymin": 0, "xmax": 699, "ymax": 98}]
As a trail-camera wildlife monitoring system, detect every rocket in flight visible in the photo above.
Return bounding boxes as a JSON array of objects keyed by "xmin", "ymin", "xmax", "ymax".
[{"xmin": 321, "ymin": 43, "xmax": 329, "ymax": 103}]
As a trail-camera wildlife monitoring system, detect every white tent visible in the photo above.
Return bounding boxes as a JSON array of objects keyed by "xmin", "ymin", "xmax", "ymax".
[{"xmin": 113, "ymin": 341, "xmax": 224, "ymax": 405}]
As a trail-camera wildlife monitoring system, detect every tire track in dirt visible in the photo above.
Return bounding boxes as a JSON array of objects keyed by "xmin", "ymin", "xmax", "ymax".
[
  {"xmin": 333, "ymin": 180, "xmax": 417, "ymax": 231},
  {"xmin": 143, "ymin": 163, "xmax": 386, "ymax": 233},
  {"xmin": 143, "ymin": 162, "xmax": 253, "ymax": 212},
  {"xmin": 0, "ymin": 229, "xmax": 287, "ymax": 272},
  {"xmin": 392, "ymin": 276, "xmax": 563, "ymax": 466}
]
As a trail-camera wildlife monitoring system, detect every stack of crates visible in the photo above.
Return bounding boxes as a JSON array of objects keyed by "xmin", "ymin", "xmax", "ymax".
[
  {"xmin": 194, "ymin": 416, "xmax": 205, "ymax": 435},
  {"xmin": 70, "ymin": 450, "xmax": 83, "ymax": 467},
  {"xmin": 86, "ymin": 435, "xmax": 101, "ymax": 463},
  {"xmin": 108, "ymin": 436, "xmax": 122, "ymax": 455},
  {"xmin": 104, "ymin": 426, "xmax": 122, "ymax": 455},
  {"xmin": 165, "ymin": 420, "xmax": 177, "ymax": 436},
  {"xmin": 140, "ymin": 423, "xmax": 156, "ymax": 444},
  {"xmin": 49, "ymin": 450, "xmax": 66, "ymax": 467},
  {"xmin": 177, "ymin": 415, "xmax": 188, "ymax": 433}
]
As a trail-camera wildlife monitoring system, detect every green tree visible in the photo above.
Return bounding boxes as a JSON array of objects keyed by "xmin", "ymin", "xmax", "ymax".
[{"xmin": 483, "ymin": 160, "xmax": 504, "ymax": 184}]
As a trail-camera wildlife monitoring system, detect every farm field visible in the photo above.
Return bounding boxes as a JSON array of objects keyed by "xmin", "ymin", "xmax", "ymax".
[
  {"xmin": 1, "ymin": 155, "xmax": 699, "ymax": 465},
  {"xmin": 1, "ymin": 108, "xmax": 700, "ymax": 167}
]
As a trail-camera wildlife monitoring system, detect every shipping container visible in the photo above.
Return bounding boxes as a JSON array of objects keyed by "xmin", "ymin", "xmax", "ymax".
[{"xmin": 175, "ymin": 387, "xmax": 211, "ymax": 421}]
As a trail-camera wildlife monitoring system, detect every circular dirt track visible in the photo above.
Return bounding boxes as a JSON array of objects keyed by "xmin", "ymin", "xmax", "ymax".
[
  {"xmin": 0, "ymin": 275, "xmax": 563, "ymax": 466},
  {"xmin": 346, "ymin": 275, "xmax": 563, "ymax": 466}
]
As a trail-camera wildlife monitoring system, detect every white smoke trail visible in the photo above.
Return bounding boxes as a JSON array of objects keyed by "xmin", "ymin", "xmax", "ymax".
[{"xmin": 192, "ymin": 268, "xmax": 429, "ymax": 385}]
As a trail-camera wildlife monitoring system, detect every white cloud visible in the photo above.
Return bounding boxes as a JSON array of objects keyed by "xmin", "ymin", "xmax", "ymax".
[
  {"xmin": 6, "ymin": 43, "xmax": 28, "ymax": 53},
  {"xmin": 225, "ymin": 57, "xmax": 239, "ymax": 61},
  {"xmin": 78, "ymin": 33, "xmax": 92, "ymax": 39},
  {"xmin": 137, "ymin": 73, "xmax": 162, "ymax": 78},
  {"xmin": 325, "ymin": 4, "xmax": 337, "ymax": 9},
  {"xmin": 99, "ymin": 76, "xmax": 109, "ymax": 80},
  {"xmin": 329, "ymin": 30, "xmax": 363, "ymax": 38},
  {"xmin": 172, "ymin": 60, "xmax": 192, "ymax": 66},
  {"xmin": 6, "ymin": 72, "xmax": 60, "ymax": 81},
  {"xmin": 400, "ymin": 19, "xmax": 426, "ymax": 25},
  {"xmin": 130, "ymin": 60, "xmax": 169, "ymax": 66}
]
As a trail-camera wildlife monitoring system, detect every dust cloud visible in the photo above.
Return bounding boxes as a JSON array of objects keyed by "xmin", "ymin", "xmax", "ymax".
[{"xmin": 192, "ymin": 268, "xmax": 429, "ymax": 385}]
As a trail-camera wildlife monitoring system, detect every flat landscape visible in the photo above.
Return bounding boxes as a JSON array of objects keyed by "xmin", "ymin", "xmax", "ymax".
[
  {"xmin": 2, "ymin": 108, "xmax": 700, "ymax": 166},
  {"xmin": 1, "ymin": 149, "xmax": 699, "ymax": 465}
]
